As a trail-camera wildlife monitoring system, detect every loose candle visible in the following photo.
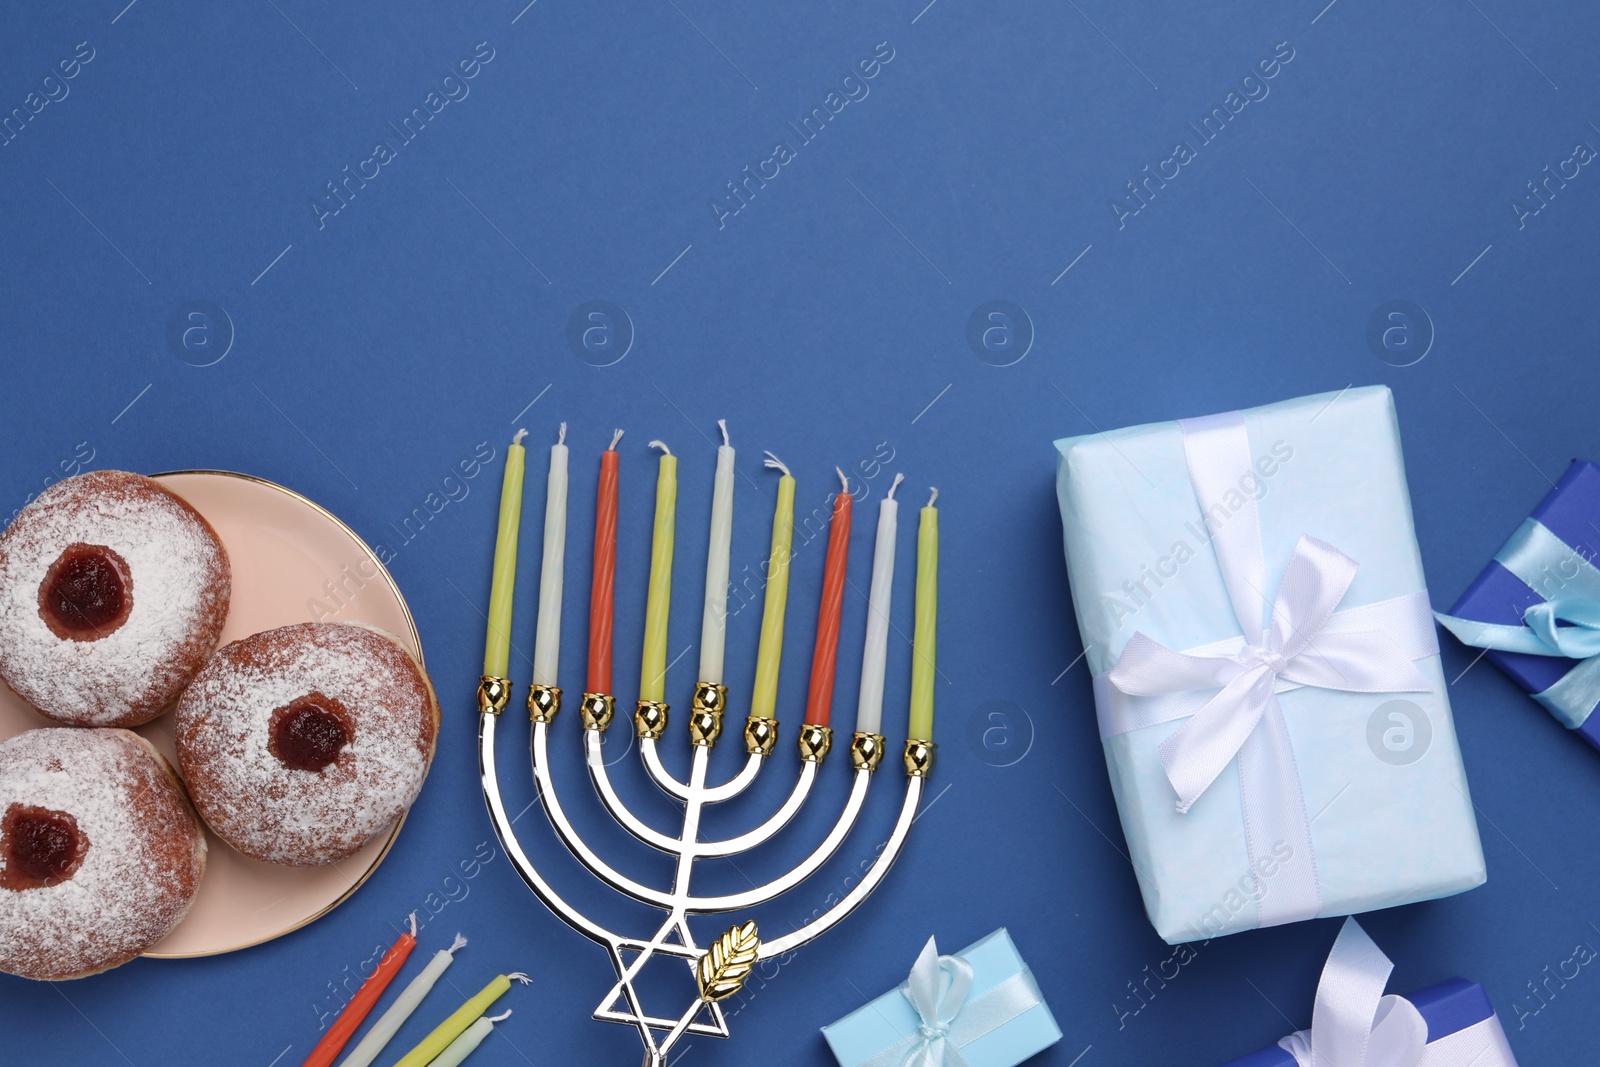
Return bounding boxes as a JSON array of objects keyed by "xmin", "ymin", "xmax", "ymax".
[
  {"xmin": 428, "ymin": 1010, "xmax": 511, "ymax": 1067},
  {"xmin": 532, "ymin": 424, "xmax": 569, "ymax": 688},
  {"xmin": 639, "ymin": 441, "xmax": 678, "ymax": 704},
  {"xmin": 697, "ymin": 420, "xmax": 736, "ymax": 685},
  {"xmin": 483, "ymin": 430, "xmax": 528, "ymax": 679},
  {"xmin": 299, "ymin": 915, "xmax": 417, "ymax": 1067},
  {"xmin": 392, "ymin": 973, "xmax": 530, "ymax": 1067},
  {"xmin": 803, "ymin": 468, "xmax": 853, "ymax": 727},
  {"xmin": 335, "ymin": 933, "xmax": 467, "ymax": 1067},
  {"xmin": 587, "ymin": 430, "xmax": 623, "ymax": 695},
  {"xmin": 854, "ymin": 472, "xmax": 902, "ymax": 736},
  {"xmin": 749, "ymin": 453, "xmax": 795, "ymax": 721},
  {"xmin": 908, "ymin": 488, "xmax": 938, "ymax": 741}
]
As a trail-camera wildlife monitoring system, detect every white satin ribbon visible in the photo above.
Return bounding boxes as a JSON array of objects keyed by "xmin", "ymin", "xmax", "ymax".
[
  {"xmin": 855, "ymin": 938, "xmax": 1045, "ymax": 1067},
  {"xmin": 1277, "ymin": 918, "xmax": 1518, "ymax": 1067},
  {"xmin": 1102, "ymin": 411, "xmax": 1437, "ymax": 927}
]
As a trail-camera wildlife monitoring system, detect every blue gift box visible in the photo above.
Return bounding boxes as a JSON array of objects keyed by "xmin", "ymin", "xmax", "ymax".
[
  {"xmin": 1221, "ymin": 977, "xmax": 1503, "ymax": 1066},
  {"xmin": 1441, "ymin": 458, "xmax": 1600, "ymax": 751},
  {"xmin": 820, "ymin": 929, "xmax": 1061, "ymax": 1067}
]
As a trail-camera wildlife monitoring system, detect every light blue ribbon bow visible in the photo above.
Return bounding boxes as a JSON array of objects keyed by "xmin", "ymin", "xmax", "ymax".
[
  {"xmin": 856, "ymin": 937, "xmax": 1044, "ymax": 1067},
  {"xmin": 1436, "ymin": 518, "xmax": 1600, "ymax": 728}
]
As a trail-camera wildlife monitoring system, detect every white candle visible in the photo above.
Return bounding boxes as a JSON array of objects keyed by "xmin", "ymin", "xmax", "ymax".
[
  {"xmin": 428, "ymin": 1009, "xmax": 511, "ymax": 1067},
  {"xmin": 532, "ymin": 424, "xmax": 569, "ymax": 687},
  {"xmin": 337, "ymin": 933, "xmax": 466, "ymax": 1067},
  {"xmin": 854, "ymin": 473, "xmax": 902, "ymax": 736},
  {"xmin": 697, "ymin": 419, "xmax": 736, "ymax": 684}
]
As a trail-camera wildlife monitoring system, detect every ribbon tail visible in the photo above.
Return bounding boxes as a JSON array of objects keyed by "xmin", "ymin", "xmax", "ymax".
[{"xmin": 1159, "ymin": 667, "xmax": 1272, "ymax": 813}]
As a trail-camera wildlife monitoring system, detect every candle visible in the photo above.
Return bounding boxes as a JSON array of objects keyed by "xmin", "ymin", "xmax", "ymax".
[
  {"xmin": 749, "ymin": 453, "xmax": 795, "ymax": 721},
  {"xmin": 532, "ymin": 424, "xmax": 569, "ymax": 688},
  {"xmin": 587, "ymin": 430, "xmax": 623, "ymax": 696},
  {"xmin": 697, "ymin": 420, "xmax": 736, "ymax": 685},
  {"xmin": 908, "ymin": 488, "xmax": 938, "ymax": 741},
  {"xmin": 483, "ymin": 430, "xmax": 527, "ymax": 679},
  {"xmin": 803, "ymin": 468, "xmax": 853, "ymax": 727},
  {"xmin": 639, "ymin": 441, "xmax": 678, "ymax": 704},
  {"xmin": 335, "ymin": 933, "xmax": 466, "ymax": 1067},
  {"xmin": 392, "ymin": 973, "xmax": 530, "ymax": 1067},
  {"xmin": 428, "ymin": 1010, "xmax": 511, "ymax": 1067},
  {"xmin": 854, "ymin": 472, "xmax": 902, "ymax": 736},
  {"xmin": 298, "ymin": 915, "xmax": 417, "ymax": 1067}
]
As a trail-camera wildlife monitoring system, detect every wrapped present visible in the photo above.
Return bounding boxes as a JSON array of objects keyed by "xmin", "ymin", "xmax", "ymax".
[
  {"xmin": 1221, "ymin": 917, "xmax": 1519, "ymax": 1066},
  {"xmin": 820, "ymin": 929, "xmax": 1061, "ymax": 1067},
  {"xmin": 1436, "ymin": 458, "xmax": 1600, "ymax": 751},
  {"xmin": 1053, "ymin": 386, "xmax": 1485, "ymax": 943}
]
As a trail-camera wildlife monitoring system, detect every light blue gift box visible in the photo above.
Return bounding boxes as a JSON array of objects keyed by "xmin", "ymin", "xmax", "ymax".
[
  {"xmin": 821, "ymin": 929, "xmax": 1061, "ymax": 1067},
  {"xmin": 1053, "ymin": 386, "xmax": 1486, "ymax": 944}
]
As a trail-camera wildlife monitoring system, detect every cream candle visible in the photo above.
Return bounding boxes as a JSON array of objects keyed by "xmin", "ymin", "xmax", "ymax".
[
  {"xmin": 697, "ymin": 419, "xmax": 736, "ymax": 685},
  {"xmin": 532, "ymin": 423, "xmax": 569, "ymax": 688},
  {"xmin": 335, "ymin": 933, "xmax": 467, "ymax": 1067},
  {"xmin": 428, "ymin": 1009, "xmax": 511, "ymax": 1067},
  {"xmin": 854, "ymin": 472, "xmax": 902, "ymax": 736}
]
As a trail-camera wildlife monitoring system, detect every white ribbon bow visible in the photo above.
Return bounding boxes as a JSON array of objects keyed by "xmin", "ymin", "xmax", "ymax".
[{"xmin": 1278, "ymin": 918, "xmax": 1518, "ymax": 1067}]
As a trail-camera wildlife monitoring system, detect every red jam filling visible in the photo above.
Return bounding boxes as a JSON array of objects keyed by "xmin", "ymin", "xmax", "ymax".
[
  {"xmin": 269, "ymin": 695, "xmax": 353, "ymax": 772},
  {"xmin": 38, "ymin": 543, "xmax": 133, "ymax": 641},
  {"xmin": 1, "ymin": 804, "xmax": 88, "ymax": 890}
]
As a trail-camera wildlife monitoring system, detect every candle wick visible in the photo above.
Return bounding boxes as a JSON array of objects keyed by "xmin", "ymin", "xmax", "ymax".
[
  {"xmin": 487, "ymin": 1009, "xmax": 514, "ymax": 1024},
  {"xmin": 836, "ymin": 466, "xmax": 849, "ymax": 494},
  {"xmin": 718, "ymin": 418, "xmax": 730, "ymax": 448},
  {"xmin": 926, "ymin": 486, "xmax": 938, "ymax": 507},
  {"xmin": 508, "ymin": 972, "xmax": 532, "ymax": 985},
  {"xmin": 608, "ymin": 428, "xmax": 624, "ymax": 451},
  {"xmin": 763, "ymin": 451, "xmax": 791, "ymax": 477},
  {"xmin": 557, "ymin": 422, "xmax": 567, "ymax": 446},
  {"xmin": 447, "ymin": 932, "xmax": 468, "ymax": 954},
  {"xmin": 649, "ymin": 440, "xmax": 672, "ymax": 456},
  {"xmin": 512, "ymin": 428, "xmax": 528, "ymax": 446},
  {"xmin": 886, "ymin": 472, "xmax": 904, "ymax": 499},
  {"xmin": 407, "ymin": 911, "xmax": 417, "ymax": 937}
]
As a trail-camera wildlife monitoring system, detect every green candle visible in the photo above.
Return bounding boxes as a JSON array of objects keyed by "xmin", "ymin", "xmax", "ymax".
[
  {"xmin": 639, "ymin": 441, "xmax": 677, "ymax": 703},
  {"xmin": 391, "ymin": 973, "xmax": 527, "ymax": 1067},
  {"xmin": 750, "ymin": 453, "xmax": 795, "ymax": 720},
  {"xmin": 483, "ymin": 430, "xmax": 527, "ymax": 679},
  {"xmin": 908, "ymin": 488, "xmax": 938, "ymax": 741}
]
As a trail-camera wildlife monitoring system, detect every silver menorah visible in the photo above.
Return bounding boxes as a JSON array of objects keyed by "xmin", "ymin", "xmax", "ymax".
[{"xmin": 476, "ymin": 676, "xmax": 930, "ymax": 1066}]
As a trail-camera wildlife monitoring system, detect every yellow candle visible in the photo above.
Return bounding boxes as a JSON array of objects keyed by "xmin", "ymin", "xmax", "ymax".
[
  {"xmin": 391, "ymin": 973, "xmax": 526, "ymax": 1067},
  {"xmin": 483, "ymin": 430, "xmax": 527, "ymax": 678},
  {"xmin": 639, "ymin": 442, "xmax": 677, "ymax": 703},
  {"xmin": 908, "ymin": 488, "xmax": 938, "ymax": 741},
  {"xmin": 750, "ymin": 453, "xmax": 795, "ymax": 720}
]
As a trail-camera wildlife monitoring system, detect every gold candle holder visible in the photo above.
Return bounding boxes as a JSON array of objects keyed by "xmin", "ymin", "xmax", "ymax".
[
  {"xmin": 744, "ymin": 716, "xmax": 778, "ymax": 756},
  {"xmin": 527, "ymin": 684, "xmax": 561, "ymax": 724},
  {"xmin": 797, "ymin": 724, "xmax": 833, "ymax": 764},
  {"xmin": 689, "ymin": 681, "xmax": 727, "ymax": 747},
  {"xmin": 903, "ymin": 739, "xmax": 936, "ymax": 778},
  {"xmin": 580, "ymin": 692, "xmax": 615, "ymax": 732},
  {"xmin": 478, "ymin": 676, "xmax": 512, "ymax": 716},
  {"xmin": 849, "ymin": 731, "xmax": 886, "ymax": 772},
  {"xmin": 634, "ymin": 700, "xmax": 669, "ymax": 739}
]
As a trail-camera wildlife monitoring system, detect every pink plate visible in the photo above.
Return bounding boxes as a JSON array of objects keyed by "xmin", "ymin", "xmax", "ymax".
[{"xmin": 0, "ymin": 470, "xmax": 424, "ymax": 958}]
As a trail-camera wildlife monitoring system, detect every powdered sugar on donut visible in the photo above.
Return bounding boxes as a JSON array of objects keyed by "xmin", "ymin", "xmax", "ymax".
[
  {"xmin": 175, "ymin": 623, "xmax": 436, "ymax": 866},
  {"xmin": 0, "ymin": 471, "xmax": 230, "ymax": 726},
  {"xmin": 0, "ymin": 729, "xmax": 207, "ymax": 980}
]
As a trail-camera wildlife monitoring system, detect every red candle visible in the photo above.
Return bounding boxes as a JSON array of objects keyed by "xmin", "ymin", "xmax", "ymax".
[
  {"xmin": 300, "ymin": 914, "xmax": 418, "ymax": 1067},
  {"xmin": 587, "ymin": 430, "xmax": 622, "ymax": 694},
  {"xmin": 804, "ymin": 468, "xmax": 853, "ymax": 727}
]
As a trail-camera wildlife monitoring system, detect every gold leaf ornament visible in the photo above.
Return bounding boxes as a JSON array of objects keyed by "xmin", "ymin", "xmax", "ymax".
[{"xmin": 696, "ymin": 921, "xmax": 760, "ymax": 1002}]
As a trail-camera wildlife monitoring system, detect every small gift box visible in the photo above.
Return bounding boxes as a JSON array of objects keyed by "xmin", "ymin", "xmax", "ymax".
[
  {"xmin": 1220, "ymin": 918, "xmax": 1519, "ymax": 1066},
  {"xmin": 1436, "ymin": 458, "xmax": 1600, "ymax": 751},
  {"xmin": 1053, "ymin": 386, "xmax": 1485, "ymax": 943},
  {"xmin": 820, "ymin": 929, "xmax": 1061, "ymax": 1067}
]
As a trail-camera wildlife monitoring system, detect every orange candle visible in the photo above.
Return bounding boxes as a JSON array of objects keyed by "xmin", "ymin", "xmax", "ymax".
[
  {"xmin": 299, "ymin": 915, "xmax": 417, "ymax": 1067},
  {"xmin": 804, "ymin": 469, "xmax": 853, "ymax": 727},
  {"xmin": 587, "ymin": 431, "xmax": 622, "ymax": 694}
]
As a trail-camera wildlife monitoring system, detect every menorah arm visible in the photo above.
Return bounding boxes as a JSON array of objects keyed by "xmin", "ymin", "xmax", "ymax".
[
  {"xmin": 639, "ymin": 737, "xmax": 694, "ymax": 801},
  {"xmin": 755, "ymin": 773, "xmax": 924, "ymax": 959},
  {"xmin": 584, "ymin": 730, "xmax": 683, "ymax": 852},
  {"xmin": 699, "ymin": 750, "xmax": 765, "ymax": 803},
  {"xmin": 530, "ymin": 720, "xmax": 678, "ymax": 909},
  {"xmin": 683, "ymin": 767, "xmax": 873, "ymax": 913},
  {"xmin": 477, "ymin": 711, "xmax": 616, "ymax": 946},
  {"xmin": 695, "ymin": 759, "xmax": 818, "ymax": 857}
]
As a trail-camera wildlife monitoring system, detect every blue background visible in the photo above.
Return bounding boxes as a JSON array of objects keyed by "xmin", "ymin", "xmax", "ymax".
[{"xmin": 1, "ymin": 0, "xmax": 1596, "ymax": 1063}]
